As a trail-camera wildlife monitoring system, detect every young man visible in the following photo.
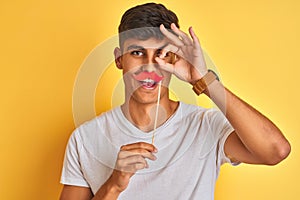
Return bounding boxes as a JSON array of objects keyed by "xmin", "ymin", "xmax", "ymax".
[{"xmin": 60, "ymin": 3, "xmax": 290, "ymax": 200}]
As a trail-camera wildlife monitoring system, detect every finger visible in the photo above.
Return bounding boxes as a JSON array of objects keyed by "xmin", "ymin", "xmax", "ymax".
[
  {"xmin": 130, "ymin": 162, "xmax": 149, "ymax": 170},
  {"xmin": 123, "ymin": 162, "xmax": 148, "ymax": 173},
  {"xmin": 120, "ymin": 142, "xmax": 157, "ymax": 153},
  {"xmin": 160, "ymin": 24, "xmax": 184, "ymax": 47},
  {"xmin": 159, "ymin": 44, "xmax": 180, "ymax": 62},
  {"xmin": 117, "ymin": 163, "xmax": 147, "ymax": 174},
  {"xmin": 118, "ymin": 149, "xmax": 157, "ymax": 161},
  {"xmin": 188, "ymin": 26, "xmax": 201, "ymax": 49},
  {"xmin": 118, "ymin": 155, "xmax": 148, "ymax": 166},
  {"xmin": 116, "ymin": 155, "xmax": 149, "ymax": 173},
  {"xmin": 161, "ymin": 52, "xmax": 177, "ymax": 64},
  {"xmin": 155, "ymin": 57, "xmax": 175, "ymax": 74},
  {"xmin": 162, "ymin": 43, "xmax": 179, "ymax": 54},
  {"xmin": 170, "ymin": 23, "xmax": 193, "ymax": 46},
  {"xmin": 188, "ymin": 26, "xmax": 206, "ymax": 68}
]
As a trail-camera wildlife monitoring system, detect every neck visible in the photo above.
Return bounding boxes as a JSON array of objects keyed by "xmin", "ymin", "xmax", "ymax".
[{"xmin": 121, "ymin": 97, "xmax": 178, "ymax": 132}]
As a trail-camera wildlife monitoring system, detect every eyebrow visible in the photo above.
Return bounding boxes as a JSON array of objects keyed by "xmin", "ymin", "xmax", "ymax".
[
  {"xmin": 126, "ymin": 45, "xmax": 145, "ymax": 51},
  {"xmin": 126, "ymin": 43, "xmax": 169, "ymax": 52}
]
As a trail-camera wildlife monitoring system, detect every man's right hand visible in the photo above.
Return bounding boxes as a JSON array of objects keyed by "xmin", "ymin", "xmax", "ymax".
[
  {"xmin": 105, "ymin": 142, "xmax": 157, "ymax": 194},
  {"xmin": 60, "ymin": 142, "xmax": 157, "ymax": 200}
]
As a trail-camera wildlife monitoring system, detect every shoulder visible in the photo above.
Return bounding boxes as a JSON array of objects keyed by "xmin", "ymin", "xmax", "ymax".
[
  {"xmin": 70, "ymin": 107, "xmax": 121, "ymax": 143},
  {"xmin": 178, "ymin": 102, "xmax": 230, "ymax": 133},
  {"xmin": 179, "ymin": 101, "xmax": 218, "ymax": 120},
  {"xmin": 179, "ymin": 102, "xmax": 205, "ymax": 115},
  {"xmin": 77, "ymin": 107, "xmax": 119, "ymax": 131}
]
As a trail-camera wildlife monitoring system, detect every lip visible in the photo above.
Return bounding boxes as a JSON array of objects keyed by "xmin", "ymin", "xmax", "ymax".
[
  {"xmin": 132, "ymin": 71, "xmax": 164, "ymax": 90},
  {"xmin": 133, "ymin": 71, "xmax": 164, "ymax": 83},
  {"xmin": 141, "ymin": 82, "xmax": 158, "ymax": 90}
]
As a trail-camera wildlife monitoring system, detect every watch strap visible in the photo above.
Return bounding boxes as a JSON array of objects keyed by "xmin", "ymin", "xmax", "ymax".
[{"xmin": 192, "ymin": 70, "xmax": 218, "ymax": 95}]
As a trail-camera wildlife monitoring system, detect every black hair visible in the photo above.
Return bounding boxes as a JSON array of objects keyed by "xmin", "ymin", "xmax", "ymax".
[{"xmin": 118, "ymin": 3, "xmax": 179, "ymax": 48}]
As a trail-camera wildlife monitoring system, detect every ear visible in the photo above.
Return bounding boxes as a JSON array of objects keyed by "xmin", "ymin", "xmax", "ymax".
[{"xmin": 114, "ymin": 47, "xmax": 122, "ymax": 70}]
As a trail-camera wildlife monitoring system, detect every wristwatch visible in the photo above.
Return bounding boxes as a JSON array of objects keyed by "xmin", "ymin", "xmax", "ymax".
[{"xmin": 192, "ymin": 70, "xmax": 219, "ymax": 95}]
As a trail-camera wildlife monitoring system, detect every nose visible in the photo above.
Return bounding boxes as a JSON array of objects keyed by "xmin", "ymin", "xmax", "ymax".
[{"xmin": 141, "ymin": 63, "xmax": 157, "ymax": 72}]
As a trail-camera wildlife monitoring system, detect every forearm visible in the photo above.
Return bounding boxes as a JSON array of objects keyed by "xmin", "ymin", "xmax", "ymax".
[
  {"xmin": 92, "ymin": 176, "xmax": 122, "ymax": 200},
  {"xmin": 204, "ymin": 80, "xmax": 291, "ymax": 164}
]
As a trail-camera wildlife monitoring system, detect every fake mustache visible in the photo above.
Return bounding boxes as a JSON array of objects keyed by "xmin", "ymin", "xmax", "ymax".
[{"xmin": 133, "ymin": 71, "xmax": 164, "ymax": 82}]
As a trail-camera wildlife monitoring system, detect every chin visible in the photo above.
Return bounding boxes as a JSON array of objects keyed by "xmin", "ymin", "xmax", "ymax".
[{"xmin": 131, "ymin": 94, "xmax": 159, "ymax": 105}]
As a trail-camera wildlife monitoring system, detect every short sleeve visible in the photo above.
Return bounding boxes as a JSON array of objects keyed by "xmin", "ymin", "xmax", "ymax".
[
  {"xmin": 206, "ymin": 109, "xmax": 239, "ymax": 166},
  {"xmin": 60, "ymin": 130, "xmax": 89, "ymax": 187},
  {"xmin": 217, "ymin": 127, "xmax": 240, "ymax": 166}
]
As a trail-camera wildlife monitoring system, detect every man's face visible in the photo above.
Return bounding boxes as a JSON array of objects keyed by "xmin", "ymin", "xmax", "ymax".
[{"xmin": 115, "ymin": 37, "xmax": 174, "ymax": 105}]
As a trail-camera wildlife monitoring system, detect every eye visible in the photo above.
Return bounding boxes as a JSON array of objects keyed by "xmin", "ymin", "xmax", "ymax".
[
  {"xmin": 164, "ymin": 51, "xmax": 172, "ymax": 58},
  {"xmin": 131, "ymin": 50, "xmax": 144, "ymax": 56},
  {"xmin": 157, "ymin": 50, "xmax": 172, "ymax": 59},
  {"xmin": 156, "ymin": 49, "xmax": 164, "ymax": 57}
]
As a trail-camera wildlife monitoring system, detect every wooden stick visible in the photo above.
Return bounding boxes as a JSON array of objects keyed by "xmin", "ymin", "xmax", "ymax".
[{"xmin": 151, "ymin": 81, "xmax": 162, "ymax": 145}]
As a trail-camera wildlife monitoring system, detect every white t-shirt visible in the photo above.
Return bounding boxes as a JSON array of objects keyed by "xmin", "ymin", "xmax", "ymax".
[{"xmin": 61, "ymin": 102, "xmax": 236, "ymax": 199}]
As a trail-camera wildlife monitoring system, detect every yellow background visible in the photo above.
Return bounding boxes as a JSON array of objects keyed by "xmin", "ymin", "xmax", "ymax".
[{"xmin": 1, "ymin": 0, "xmax": 299, "ymax": 199}]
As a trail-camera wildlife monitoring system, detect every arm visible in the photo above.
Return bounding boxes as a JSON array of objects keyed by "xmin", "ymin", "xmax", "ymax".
[
  {"xmin": 205, "ymin": 81, "xmax": 291, "ymax": 165},
  {"xmin": 157, "ymin": 23, "xmax": 291, "ymax": 165},
  {"xmin": 60, "ymin": 185, "xmax": 93, "ymax": 200},
  {"xmin": 59, "ymin": 182, "xmax": 120, "ymax": 200}
]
